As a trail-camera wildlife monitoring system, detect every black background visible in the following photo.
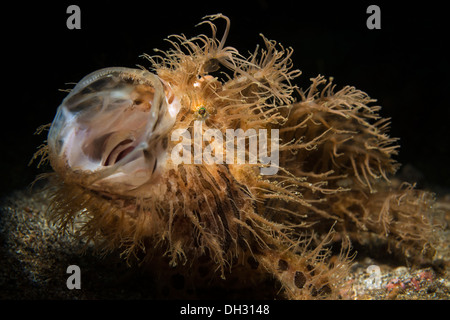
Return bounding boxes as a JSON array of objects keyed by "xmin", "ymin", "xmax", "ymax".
[{"xmin": 2, "ymin": 0, "xmax": 449, "ymax": 197}]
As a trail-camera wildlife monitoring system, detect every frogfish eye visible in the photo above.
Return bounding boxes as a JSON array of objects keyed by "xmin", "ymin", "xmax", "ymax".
[{"xmin": 47, "ymin": 67, "xmax": 181, "ymax": 194}]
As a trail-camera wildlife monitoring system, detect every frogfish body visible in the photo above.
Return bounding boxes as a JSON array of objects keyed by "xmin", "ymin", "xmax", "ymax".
[{"xmin": 35, "ymin": 14, "xmax": 440, "ymax": 299}]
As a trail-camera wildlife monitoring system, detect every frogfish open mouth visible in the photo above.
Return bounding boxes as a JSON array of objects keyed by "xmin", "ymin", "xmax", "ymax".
[
  {"xmin": 47, "ymin": 67, "xmax": 181, "ymax": 194},
  {"xmin": 33, "ymin": 14, "xmax": 443, "ymax": 299}
]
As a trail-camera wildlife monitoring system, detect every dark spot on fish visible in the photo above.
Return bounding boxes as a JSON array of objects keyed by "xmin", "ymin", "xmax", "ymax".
[
  {"xmin": 294, "ymin": 271, "xmax": 306, "ymax": 289},
  {"xmin": 318, "ymin": 284, "xmax": 332, "ymax": 296},
  {"xmin": 306, "ymin": 264, "xmax": 315, "ymax": 276},
  {"xmin": 278, "ymin": 259, "xmax": 288, "ymax": 271}
]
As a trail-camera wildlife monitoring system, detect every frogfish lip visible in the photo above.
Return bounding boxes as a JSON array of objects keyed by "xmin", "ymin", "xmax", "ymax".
[{"xmin": 47, "ymin": 67, "xmax": 181, "ymax": 194}]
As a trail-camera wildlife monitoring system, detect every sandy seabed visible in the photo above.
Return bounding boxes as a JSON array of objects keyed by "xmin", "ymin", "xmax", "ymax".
[{"xmin": 1, "ymin": 184, "xmax": 449, "ymax": 300}]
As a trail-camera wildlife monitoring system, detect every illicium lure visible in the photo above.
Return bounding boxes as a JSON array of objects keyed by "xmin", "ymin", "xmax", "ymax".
[{"xmin": 33, "ymin": 14, "xmax": 440, "ymax": 299}]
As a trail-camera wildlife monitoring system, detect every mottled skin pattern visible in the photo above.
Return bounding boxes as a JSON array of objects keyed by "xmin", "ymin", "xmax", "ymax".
[{"xmin": 33, "ymin": 14, "xmax": 441, "ymax": 299}]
